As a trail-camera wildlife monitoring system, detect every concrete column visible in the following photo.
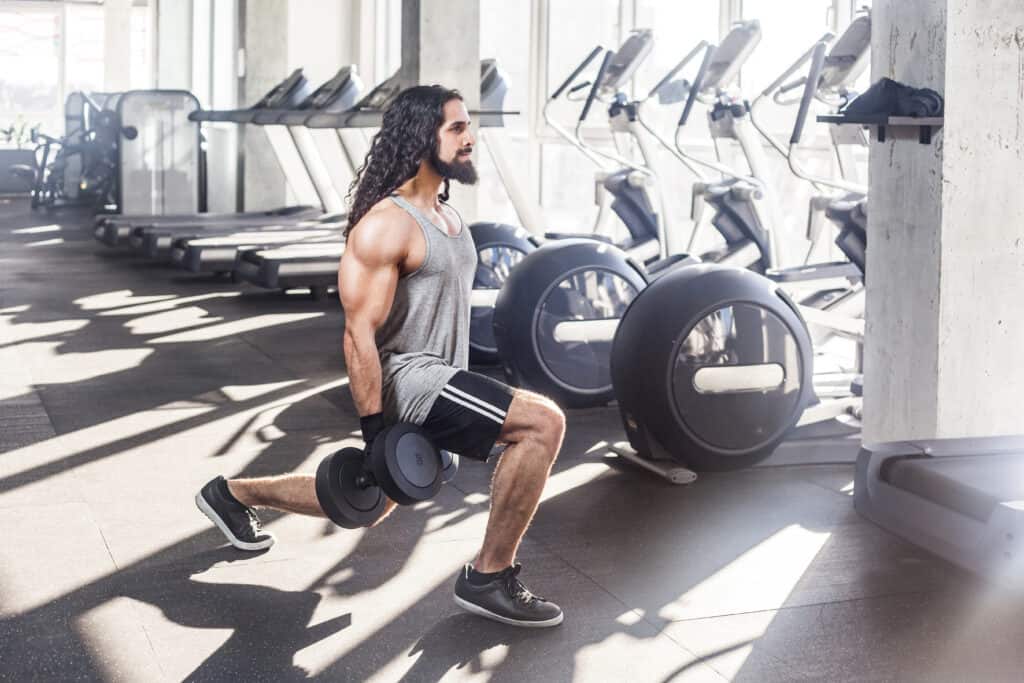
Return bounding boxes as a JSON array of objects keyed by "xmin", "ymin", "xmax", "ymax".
[
  {"xmin": 242, "ymin": 0, "xmax": 289, "ymax": 211},
  {"xmin": 352, "ymin": 0, "xmax": 379, "ymax": 83},
  {"xmin": 103, "ymin": 0, "xmax": 133, "ymax": 91},
  {"xmin": 401, "ymin": 0, "xmax": 481, "ymax": 221},
  {"xmin": 863, "ymin": 0, "xmax": 1024, "ymax": 442},
  {"xmin": 156, "ymin": 0, "xmax": 193, "ymax": 90}
]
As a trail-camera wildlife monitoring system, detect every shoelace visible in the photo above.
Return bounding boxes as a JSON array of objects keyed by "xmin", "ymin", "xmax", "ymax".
[
  {"xmin": 500, "ymin": 565, "xmax": 543, "ymax": 606},
  {"xmin": 246, "ymin": 509, "xmax": 263, "ymax": 536}
]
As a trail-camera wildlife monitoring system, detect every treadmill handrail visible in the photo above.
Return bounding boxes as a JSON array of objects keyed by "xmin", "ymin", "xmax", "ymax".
[
  {"xmin": 304, "ymin": 109, "xmax": 519, "ymax": 129},
  {"xmin": 862, "ymin": 434, "xmax": 1024, "ymax": 458}
]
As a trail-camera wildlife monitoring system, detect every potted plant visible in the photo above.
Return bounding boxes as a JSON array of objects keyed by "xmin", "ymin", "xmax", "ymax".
[{"xmin": 0, "ymin": 117, "xmax": 41, "ymax": 194}]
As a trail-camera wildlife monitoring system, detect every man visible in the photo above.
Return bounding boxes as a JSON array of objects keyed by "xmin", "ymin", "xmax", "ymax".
[{"xmin": 196, "ymin": 85, "xmax": 566, "ymax": 628}]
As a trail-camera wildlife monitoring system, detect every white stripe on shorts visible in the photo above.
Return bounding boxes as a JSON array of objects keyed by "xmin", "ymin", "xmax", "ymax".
[
  {"xmin": 440, "ymin": 387, "xmax": 506, "ymax": 424},
  {"xmin": 443, "ymin": 383, "xmax": 508, "ymax": 419}
]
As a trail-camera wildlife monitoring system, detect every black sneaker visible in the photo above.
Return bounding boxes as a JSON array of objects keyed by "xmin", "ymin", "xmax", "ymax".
[
  {"xmin": 195, "ymin": 476, "xmax": 275, "ymax": 551},
  {"xmin": 454, "ymin": 563, "xmax": 563, "ymax": 628}
]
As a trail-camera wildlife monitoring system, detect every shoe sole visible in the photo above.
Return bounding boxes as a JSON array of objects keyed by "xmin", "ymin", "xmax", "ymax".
[
  {"xmin": 194, "ymin": 492, "xmax": 275, "ymax": 551},
  {"xmin": 453, "ymin": 594, "xmax": 564, "ymax": 628}
]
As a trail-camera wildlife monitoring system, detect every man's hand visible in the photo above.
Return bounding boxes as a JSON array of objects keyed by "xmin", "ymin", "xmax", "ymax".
[{"xmin": 359, "ymin": 412, "xmax": 386, "ymax": 455}]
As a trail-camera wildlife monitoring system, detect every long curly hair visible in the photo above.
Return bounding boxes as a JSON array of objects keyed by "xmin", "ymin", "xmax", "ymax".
[{"xmin": 345, "ymin": 85, "xmax": 462, "ymax": 237}]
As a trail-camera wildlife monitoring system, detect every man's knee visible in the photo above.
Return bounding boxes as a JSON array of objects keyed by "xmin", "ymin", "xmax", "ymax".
[{"xmin": 531, "ymin": 397, "xmax": 565, "ymax": 454}]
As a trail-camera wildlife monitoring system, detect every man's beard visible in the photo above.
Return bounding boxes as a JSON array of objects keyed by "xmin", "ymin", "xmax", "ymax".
[{"xmin": 430, "ymin": 149, "xmax": 478, "ymax": 185}]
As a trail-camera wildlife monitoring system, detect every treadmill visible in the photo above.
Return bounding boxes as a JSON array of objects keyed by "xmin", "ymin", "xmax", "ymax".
[
  {"xmin": 165, "ymin": 67, "xmax": 370, "ymax": 272},
  {"xmin": 94, "ymin": 68, "xmax": 322, "ymax": 247},
  {"xmin": 131, "ymin": 67, "xmax": 362, "ymax": 260},
  {"xmin": 172, "ymin": 229, "xmax": 342, "ymax": 275},
  {"xmin": 233, "ymin": 60, "xmax": 512, "ymax": 297},
  {"xmin": 856, "ymin": 435, "xmax": 1024, "ymax": 582}
]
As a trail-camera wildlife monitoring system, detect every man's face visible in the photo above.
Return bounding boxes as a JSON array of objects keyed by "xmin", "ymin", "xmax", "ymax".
[{"xmin": 430, "ymin": 98, "xmax": 478, "ymax": 185}]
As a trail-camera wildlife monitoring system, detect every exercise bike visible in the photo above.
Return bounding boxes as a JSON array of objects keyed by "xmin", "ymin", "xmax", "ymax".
[
  {"xmin": 490, "ymin": 21, "xmax": 766, "ymax": 408},
  {"xmin": 468, "ymin": 29, "xmax": 672, "ymax": 365},
  {"xmin": 21, "ymin": 93, "xmax": 123, "ymax": 211},
  {"xmin": 611, "ymin": 14, "xmax": 874, "ymax": 475}
]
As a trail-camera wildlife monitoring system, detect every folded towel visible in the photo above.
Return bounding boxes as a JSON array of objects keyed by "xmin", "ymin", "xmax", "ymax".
[{"xmin": 841, "ymin": 77, "xmax": 944, "ymax": 118}]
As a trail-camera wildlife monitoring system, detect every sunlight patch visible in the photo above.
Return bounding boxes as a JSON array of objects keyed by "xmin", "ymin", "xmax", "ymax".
[
  {"xmin": 0, "ymin": 377, "xmax": 346, "ymax": 479},
  {"xmin": 149, "ymin": 313, "xmax": 324, "ymax": 344},
  {"xmin": 101, "ymin": 292, "xmax": 240, "ymax": 317},
  {"xmin": 659, "ymin": 525, "xmax": 831, "ymax": 622},
  {"xmin": 540, "ymin": 461, "xmax": 608, "ymax": 500},
  {"xmin": 0, "ymin": 385, "xmax": 32, "ymax": 401},
  {"xmin": 26, "ymin": 238, "xmax": 65, "ymax": 247},
  {"xmin": 257, "ymin": 424, "xmax": 286, "ymax": 441},
  {"xmin": 13, "ymin": 224, "xmax": 61, "ymax": 234},
  {"xmin": 27, "ymin": 348, "xmax": 153, "ymax": 384},
  {"xmin": 76, "ymin": 598, "xmax": 162, "ymax": 680},
  {"xmin": 220, "ymin": 380, "xmax": 306, "ymax": 402},
  {"xmin": 0, "ymin": 319, "xmax": 88, "ymax": 344},
  {"xmin": 615, "ymin": 608, "xmax": 645, "ymax": 626},
  {"xmin": 297, "ymin": 539, "xmax": 497, "ymax": 679},
  {"xmin": 424, "ymin": 504, "xmax": 482, "ymax": 534},
  {"xmin": 76, "ymin": 290, "xmax": 176, "ymax": 311},
  {"xmin": 125, "ymin": 307, "xmax": 223, "ymax": 335},
  {"xmin": 0, "ymin": 304, "xmax": 30, "ymax": 314}
]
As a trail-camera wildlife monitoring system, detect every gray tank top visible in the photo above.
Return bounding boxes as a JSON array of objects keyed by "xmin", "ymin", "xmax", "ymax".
[{"xmin": 377, "ymin": 194, "xmax": 478, "ymax": 424}]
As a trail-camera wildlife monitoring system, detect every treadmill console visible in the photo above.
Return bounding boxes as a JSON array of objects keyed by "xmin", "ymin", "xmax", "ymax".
[
  {"xmin": 303, "ymin": 65, "xmax": 364, "ymax": 112},
  {"xmin": 254, "ymin": 68, "xmax": 309, "ymax": 108},
  {"xmin": 354, "ymin": 70, "xmax": 404, "ymax": 111}
]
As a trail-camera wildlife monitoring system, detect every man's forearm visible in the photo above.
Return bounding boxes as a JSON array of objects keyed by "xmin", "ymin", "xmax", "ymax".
[{"xmin": 343, "ymin": 330, "xmax": 383, "ymax": 416}]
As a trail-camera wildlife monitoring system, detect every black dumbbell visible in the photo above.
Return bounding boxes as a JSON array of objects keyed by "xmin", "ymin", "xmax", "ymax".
[
  {"xmin": 440, "ymin": 450, "xmax": 459, "ymax": 484},
  {"xmin": 315, "ymin": 423, "xmax": 452, "ymax": 529},
  {"xmin": 315, "ymin": 446, "xmax": 383, "ymax": 528}
]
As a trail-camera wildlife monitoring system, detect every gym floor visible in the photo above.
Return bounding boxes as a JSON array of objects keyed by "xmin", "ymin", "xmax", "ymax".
[{"xmin": 1, "ymin": 196, "xmax": 1022, "ymax": 682}]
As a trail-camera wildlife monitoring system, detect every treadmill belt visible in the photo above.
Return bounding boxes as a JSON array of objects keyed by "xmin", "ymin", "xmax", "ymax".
[{"xmin": 882, "ymin": 453, "xmax": 1024, "ymax": 522}]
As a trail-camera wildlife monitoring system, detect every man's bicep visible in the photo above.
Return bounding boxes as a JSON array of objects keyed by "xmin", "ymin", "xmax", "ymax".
[
  {"xmin": 339, "ymin": 248, "xmax": 399, "ymax": 332},
  {"xmin": 339, "ymin": 212, "xmax": 408, "ymax": 331}
]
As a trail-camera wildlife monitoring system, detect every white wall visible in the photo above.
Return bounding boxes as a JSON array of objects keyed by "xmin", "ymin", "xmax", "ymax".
[
  {"xmin": 287, "ymin": 0, "xmax": 355, "ymax": 85},
  {"xmin": 156, "ymin": 0, "xmax": 192, "ymax": 90},
  {"xmin": 103, "ymin": 0, "xmax": 133, "ymax": 91}
]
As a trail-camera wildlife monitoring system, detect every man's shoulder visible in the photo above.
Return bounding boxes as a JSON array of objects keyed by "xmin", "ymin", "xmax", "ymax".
[
  {"xmin": 363, "ymin": 197, "xmax": 413, "ymax": 223},
  {"xmin": 347, "ymin": 199, "xmax": 417, "ymax": 263},
  {"xmin": 352, "ymin": 200, "xmax": 416, "ymax": 236}
]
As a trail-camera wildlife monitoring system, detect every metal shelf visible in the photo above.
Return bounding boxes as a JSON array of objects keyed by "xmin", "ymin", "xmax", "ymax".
[{"xmin": 818, "ymin": 114, "xmax": 943, "ymax": 144}]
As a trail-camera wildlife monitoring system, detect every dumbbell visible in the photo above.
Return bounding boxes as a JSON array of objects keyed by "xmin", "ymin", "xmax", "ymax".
[{"xmin": 315, "ymin": 423, "xmax": 460, "ymax": 529}]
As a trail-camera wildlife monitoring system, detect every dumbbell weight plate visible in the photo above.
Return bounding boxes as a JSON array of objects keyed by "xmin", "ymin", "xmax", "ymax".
[
  {"xmin": 370, "ymin": 423, "xmax": 443, "ymax": 506},
  {"xmin": 315, "ymin": 447, "xmax": 385, "ymax": 528},
  {"xmin": 440, "ymin": 450, "xmax": 459, "ymax": 484}
]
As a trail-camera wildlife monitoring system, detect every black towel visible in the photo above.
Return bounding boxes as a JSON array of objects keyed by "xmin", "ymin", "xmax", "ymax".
[{"xmin": 841, "ymin": 77, "xmax": 944, "ymax": 118}]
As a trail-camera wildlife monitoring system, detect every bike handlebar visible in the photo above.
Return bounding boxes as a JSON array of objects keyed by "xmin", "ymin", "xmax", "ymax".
[
  {"xmin": 551, "ymin": 46, "xmax": 605, "ymax": 101},
  {"xmin": 678, "ymin": 44, "xmax": 715, "ymax": 127},
  {"xmin": 579, "ymin": 50, "xmax": 614, "ymax": 123}
]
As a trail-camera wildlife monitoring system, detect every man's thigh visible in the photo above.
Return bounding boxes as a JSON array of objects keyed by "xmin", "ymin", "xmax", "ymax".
[{"xmin": 420, "ymin": 370, "xmax": 515, "ymax": 461}]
